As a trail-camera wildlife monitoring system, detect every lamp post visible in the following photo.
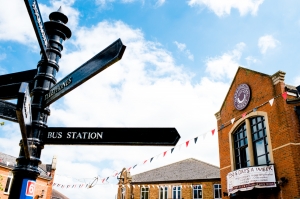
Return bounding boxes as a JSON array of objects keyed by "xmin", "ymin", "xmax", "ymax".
[{"xmin": 8, "ymin": 8, "xmax": 71, "ymax": 199}]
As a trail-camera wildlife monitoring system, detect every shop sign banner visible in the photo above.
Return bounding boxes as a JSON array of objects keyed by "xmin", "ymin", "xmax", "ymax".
[{"xmin": 227, "ymin": 165, "xmax": 276, "ymax": 195}]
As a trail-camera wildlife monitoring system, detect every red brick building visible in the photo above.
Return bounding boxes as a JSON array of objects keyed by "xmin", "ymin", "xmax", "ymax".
[
  {"xmin": 0, "ymin": 152, "xmax": 68, "ymax": 199},
  {"xmin": 117, "ymin": 158, "xmax": 221, "ymax": 199},
  {"xmin": 215, "ymin": 67, "xmax": 300, "ymax": 198}
]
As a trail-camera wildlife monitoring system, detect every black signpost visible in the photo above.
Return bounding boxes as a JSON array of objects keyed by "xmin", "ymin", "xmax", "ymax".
[
  {"xmin": 0, "ymin": 1, "xmax": 181, "ymax": 198},
  {"xmin": 16, "ymin": 82, "xmax": 32, "ymax": 160}
]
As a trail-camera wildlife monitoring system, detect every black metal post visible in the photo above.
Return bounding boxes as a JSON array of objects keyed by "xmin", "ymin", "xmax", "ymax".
[{"xmin": 8, "ymin": 8, "xmax": 71, "ymax": 199}]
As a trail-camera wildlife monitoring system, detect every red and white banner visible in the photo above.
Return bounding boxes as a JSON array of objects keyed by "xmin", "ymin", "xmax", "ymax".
[{"xmin": 227, "ymin": 165, "xmax": 276, "ymax": 195}]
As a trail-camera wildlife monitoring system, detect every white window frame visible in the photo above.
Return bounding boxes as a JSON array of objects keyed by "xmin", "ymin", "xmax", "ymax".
[
  {"xmin": 193, "ymin": 185, "xmax": 203, "ymax": 199},
  {"xmin": 214, "ymin": 184, "xmax": 222, "ymax": 199},
  {"xmin": 172, "ymin": 186, "xmax": 181, "ymax": 199},
  {"xmin": 140, "ymin": 187, "xmax": 149, "ymax": 199},
  {"xmin": 159, "ymin": 186, "xmax": 168, "ymax": 199},
  {"xmin": 4, "ymin": 171, "xmax": 13, "ymax": 194}
]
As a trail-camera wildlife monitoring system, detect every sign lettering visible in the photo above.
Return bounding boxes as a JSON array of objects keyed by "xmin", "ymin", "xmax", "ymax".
[
  {"xmin": 44, "ymin": 77, "xmax": 72, "ymax": 100},
  {"xmin": 32, "ymin": 0, "xmax": 48, "ymax": 49},
  {"xmin": 47, "ymin": 131, "xmax": 103, "ymax": 140}
]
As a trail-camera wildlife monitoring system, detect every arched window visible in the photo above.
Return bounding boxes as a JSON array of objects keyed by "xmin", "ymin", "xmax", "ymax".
[{"xmin": 232, "ymin": 115, "xmax": 271, "ymax": 169}]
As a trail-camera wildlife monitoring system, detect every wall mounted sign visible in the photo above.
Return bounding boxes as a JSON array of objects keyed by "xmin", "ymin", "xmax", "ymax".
[
  {"xmin": 234, "ymin": 84, "xmax": 251, "ymax": 110},
  {"xmin": 227, "ymin": 165, "xmax": 276, "ymax": 195}
]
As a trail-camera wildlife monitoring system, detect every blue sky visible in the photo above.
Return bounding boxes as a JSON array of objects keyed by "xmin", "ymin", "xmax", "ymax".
[{"xmin": 1, "ymin": 0, "xmax": 300, "ymax": 198}]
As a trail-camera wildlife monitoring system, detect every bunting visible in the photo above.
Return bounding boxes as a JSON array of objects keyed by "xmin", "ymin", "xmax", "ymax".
[
  {"xmin": 150, "ymin": 157, "xmax": 154, "ymax": 162},
  {"xmin": 185, "ymin": 141, "xmax": 189, "ymax": 147},
  {"xmin": 194, "ymin": 137, "xmax": 198, "ymax": 144},
  {"xmin": 282, "ymin": 92, "xmax": 287, "ymax": 100},
  {"xmin": 231, "ymin": 118, "xmax": 235, "ymax": 124},
  {"xmin": 171, "ymin": 148, "xmax": 174, "ymax": 153},
  {"xmin": 269, "ymin": 98, "xmax": 274, "ymax": 106},
  {"xmin": 163, "ymin": 151, "xmax": 167, "ymax": 157},
  {"xmin": 211, "ymin": 129, "xmax": 215, "ymax": 136}
]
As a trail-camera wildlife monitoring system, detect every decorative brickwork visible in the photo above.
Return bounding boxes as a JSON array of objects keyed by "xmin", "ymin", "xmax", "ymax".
[{"xmin": 216, "ymin": 67, "xmax": 300, "ymax": 198}]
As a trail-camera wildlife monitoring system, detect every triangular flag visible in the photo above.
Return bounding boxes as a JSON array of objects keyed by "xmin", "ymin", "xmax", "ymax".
[
  {"xmin": 102, "ymin": 178, "xmax": 105, "ymax": 183},
  {"xmin": 150, "ymin": 157, "xmax": 154, "ymax": 162},
  {"xmin": 242, "ymin": 112, "xmax": 247, "ymax": 118},
  {"xmin": 211, "ymin": 129, "xmax": 215, "ymax": 136},
  {"xmin": 171, "ymin": 148, "xmax": 174, "ymax": 153},
  {"xmin": 194, "ymin": 137, "xmax": 198, "ymax": 144},
  {"xmin": 253, "ymin": 108, "xmax": 257, "ymax": 112},
  {"xmin": 203, "ymin": 133, "xmax": 207, "ymax": 140},
  {"xmin": 67, "ymin": 185, "xmax": 70, "ymax": 189},
  {"xmin": 53, "ymin": 183, "xmax": 56, "ymax": 186},
  {"xmin": 6, "ymin": 162, "xmax": 9, "ymax": 166},
  {"xmin": 61, "ymin": 185, "xmax": 64, "ymax": 189},
  {"xmin": 269, "ymin": 98, "xmax": 274, "ymax": 106},
  {"xmin": 143, "ymin": 160, "xmax": 147, "ymax": 164},
  {"xmin": 127, "ymin": 167, "xmax": 131, "ymax": 171},
  {"xmin": 178, "ymin": 144, "xmax": 183, "ymax": 150},
  {"xmin": 114, "ymin": 172, "xmax": 118, "ymax": 177},
  {"xmin": 163, "ymin": 151, "xmax": 167, "ymax": 157},
  {"xmin": 220, "ymin": 124, "xmax": 224, "ymax": 130},
  {"xmin": 231, "ymin": 118, "xmax": 235, "ymax": 124},
  {"xmin": 186, "ymin": 140, "xmax": 189, "ymax": 147},
  {"xmin": 282, "ymin": 92, "xmax": 287, "ymax": 100},
  {"xmin": 106, "ymin": 177, "xmax": 109, "ymax": 181},
  {"xmin": 133, "ymin": 164, "xmax": 137, "ymax": 169}
]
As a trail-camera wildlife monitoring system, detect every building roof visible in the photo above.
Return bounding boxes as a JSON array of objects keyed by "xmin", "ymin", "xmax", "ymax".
[
  {"xmin": 51, "ymin": 189, "xmax": 70, "ymax": 199},
  {"xmin": 0, "ymin": 151, "xmax": 52, "ymax": 179},
  {"xmin": 132, "ymin": 158, "xmax": 220, "ymax": 183}
]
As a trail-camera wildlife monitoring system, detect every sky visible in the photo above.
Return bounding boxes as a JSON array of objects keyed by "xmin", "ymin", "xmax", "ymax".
[{"xmin": 1, "ymin": 0, "xmax": 300, "ymax": 198}]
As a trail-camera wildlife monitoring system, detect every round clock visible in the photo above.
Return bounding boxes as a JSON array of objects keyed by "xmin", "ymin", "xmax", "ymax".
[{"xmin": 234, "ymin": 84, "xmax": 251, "ymax": 110}]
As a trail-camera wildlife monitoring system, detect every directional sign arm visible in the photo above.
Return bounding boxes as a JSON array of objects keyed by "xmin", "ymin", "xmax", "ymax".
[
  {"xmin": 43, "ymin": 39, "xmax": 126, "ymax": 107},
  {"xmin": 43, "ymin": 127, "xmax": 180, "ymax": 146},
  {"xmin": 16, "ymin": 82, "xmax": 32, "ymax": 160},
  {"xmin": 0, "ymin": 100, "xmax": 18, "ymax": 122},
  {"xmin": 24, "ymin": 0, "xmax": 49, "ymax": 59}
]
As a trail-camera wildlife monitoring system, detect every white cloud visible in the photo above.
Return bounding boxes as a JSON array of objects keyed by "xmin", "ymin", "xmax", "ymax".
[
  {"xmin": 187, "ymin": 0, "xmax": 264, "ymax": 17},
  {"xmin": 0, "ymin": 53, "xmax": 6, "ymax": 61},
  {"xmin": 0, "ymin": 0, "xmax": 79, "ymax": 51},
  {"xmin": 0, "ymin": 2, "xmax": 243, "ymax": 199},
  {"xmin": 258, "ymin": 35, "xmax": 280, "ymax": 54},
  {"xmin": 245, "ymin": 56, "xmax": 258, "ymax": 65},
  {"xmin": 155, "ymin": 0, "xmax": 166, "ymax": 7},
  {"xmin": 174, "ymin": 41, "xmax": 194, "ymax": 61},
  {"xmin": 205, "ymin": 42, "xmax": 245, "ymax": 80}
]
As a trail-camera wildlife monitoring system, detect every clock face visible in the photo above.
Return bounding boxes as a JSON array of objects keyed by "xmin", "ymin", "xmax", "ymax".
[{"xmin": 234, "ymin": 84, "xmax": 251, "ymax": 110}]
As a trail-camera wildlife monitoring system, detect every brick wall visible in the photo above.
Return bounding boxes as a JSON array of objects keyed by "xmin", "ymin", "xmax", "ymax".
[
  {"xmin": 216, "ymin": 67, "xmax": 300, "ymax": 198},
  {"xmin": 117, "ymin": 180, "xmax": 221, "ymax": 199},
  {"xmin": 0, "ymin": 165, "xmax": 53, "ymax": 199}
]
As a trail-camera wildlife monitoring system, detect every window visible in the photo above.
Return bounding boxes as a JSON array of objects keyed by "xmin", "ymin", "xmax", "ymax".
[
  {"xmin": 4, "ymin": 172, "xmax": 13, "ymax": 194},
  {"xmin": 234, "ymin": 123, "xmax": 249, "ymax": 169},
  {"xmin": 232, "ymin": 115, "xmax": 271, "ymax": 169},
  {"xmin": 172, "ymin": 186, "xmax": 181, "ymax": 199},
  {"xmin": 214, "ymin": 184, "xmax": 221, "ymax": 199},
  {"xmin": 121, "ymin": 187, "xmax": 126, "ymax": 199},
  {"xmin": 250, "ymin": 116, "xmax": 270, "ymax": 165},
  {"xmin": 159, "ymin": 186, "xmax": 168, "ymax": 199},
  {"xmin": 141, "ymin": 187, "xmax": 149, "ymax": 199},
  {"xmin": 193, "ymin": 185, "xmax": 202, "ymax": 199}
]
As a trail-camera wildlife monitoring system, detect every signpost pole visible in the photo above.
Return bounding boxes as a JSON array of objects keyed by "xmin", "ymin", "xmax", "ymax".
[{"xmin": 8, "ymin": 9, "xmax": 71, "ymax": 199}]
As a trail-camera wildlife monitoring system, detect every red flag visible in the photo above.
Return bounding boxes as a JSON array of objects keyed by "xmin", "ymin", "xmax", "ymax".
[
  {"xmin": 282, "ymin": 92, "xmax": 287, "ymax": 100},
  {"xmin": 102, "ymin": 178, "xmax": 105, "ymax": 183},
  {"xmin": 143, "ymin": 160, "xmax": 147, "ymax": 164},
  {"xmin": 127, "ymin": 167, "xmax": 131, "ymax": 171},
  {"xmin": 186, "ymin": 141, "xmax": 189, "ymax": 147},
  {"xmin": 242, "ymin": 112, "xmax": 247, "ymax": 118},
  {"xmin": 211, "ymin": 129, "xmax": 215, "ymax": 136},
  {"xmin": 163, "ymin": 151, "xmax": 167, "ymax": 157}
]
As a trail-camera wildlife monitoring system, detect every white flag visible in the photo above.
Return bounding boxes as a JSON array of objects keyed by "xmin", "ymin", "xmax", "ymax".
[
  {"xmin": 269, "ymin": 98, "xmax": 274, "ymax": 106},
  {"xmin": 231, "ymin": 118, "xmax": 235, "ymax": 124}
]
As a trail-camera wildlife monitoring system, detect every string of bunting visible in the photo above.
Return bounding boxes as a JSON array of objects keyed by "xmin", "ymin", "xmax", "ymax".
[{"xmin": 51, "ymin": 91, "xmax": 288, "ymax": 189}]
